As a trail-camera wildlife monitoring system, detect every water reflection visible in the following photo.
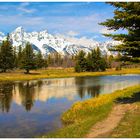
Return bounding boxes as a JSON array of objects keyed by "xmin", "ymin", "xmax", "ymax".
[
  {"xmin": 0, "ymin": 75, "xmax": 140, "ymax": 113},
  {"xmin": 18, "ymin": 82, "xmax": 36, "ymax": 111},
  {"xmin": 0, "ymin": 78, "xmax": 102, "ymax": 112},
  {"xmin": 0, "ymin": 82, "xmax": 14, "ymax": 112},
  {"xmin": 75, "ymin": 77, "xmax": 101, "ymax": 98},
  {"xmin": 0, "ymin": 75, "xmax": 140, "ymax": 137}
]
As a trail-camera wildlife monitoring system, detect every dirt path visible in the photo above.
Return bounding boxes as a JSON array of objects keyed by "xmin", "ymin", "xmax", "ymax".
[{"xmin": 86, "ymin": 104, "xmax": 130, "ymax": 138}]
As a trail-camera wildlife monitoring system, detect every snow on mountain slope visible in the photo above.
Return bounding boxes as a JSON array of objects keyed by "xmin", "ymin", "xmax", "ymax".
[{"xmin": 0, "ymin": 26, "xmax": 121, "ymax": 56}]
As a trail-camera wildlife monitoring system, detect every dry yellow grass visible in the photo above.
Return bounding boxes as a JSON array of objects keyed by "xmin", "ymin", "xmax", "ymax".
[
  {"xmin": 0, "ymin": 67, "xmax": 140, "ymax": 81},
  {"xmin": 62, "ymin": 85, "xmax": 140, "ymax": 124}
]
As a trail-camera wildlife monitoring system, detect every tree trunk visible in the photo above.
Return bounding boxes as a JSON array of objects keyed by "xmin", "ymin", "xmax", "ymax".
[
  {"xmin": 26, "ymin": 69, "xmax": 30, "ymax": 74},
  {"xmin": 3, "ymin": 69, "xmax": 6, "ymax": 73}
]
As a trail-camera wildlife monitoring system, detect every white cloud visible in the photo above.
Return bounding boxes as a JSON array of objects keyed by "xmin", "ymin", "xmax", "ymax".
[
  {"xmin": 18, "ymin": 2, "xmax": 37, "ymax": 14},
  {"xmin": 0, "ymin": 14, "xmax": 45, "ymax": 28},
  {"xmin": 0, "ymin": 10, "xmax": 105, "ymax": 34},
  {"xmin": 0, "ymin": 7, "xmax": 113, "ymax": 41},
  {"xmin": 57, "ymin": 34, "xmax": 98, "ymax": 47},
  {"xmin": 43, "ymin": 13, "xmax": 104, "ymax": 35},
  {"xmin": 100, "ymin": 27, "xmax": 114, "ymax": 34},
  {"xmin": 66, "ymin": 31, "xmax": 79, "ymax": 37}
]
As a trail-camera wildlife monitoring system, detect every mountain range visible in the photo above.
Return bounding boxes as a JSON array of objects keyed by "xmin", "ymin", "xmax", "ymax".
[{"xmin": 0, "ymin": 26, "xmax": 121, "ymax": 56}]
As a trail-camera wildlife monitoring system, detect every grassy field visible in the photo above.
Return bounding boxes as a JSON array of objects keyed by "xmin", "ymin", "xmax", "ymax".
[
  {"xmin": 42, "ymin": 85, "xmax": 140, "ymax": 138},
  {"xmin": 0, "ymin": 67, "xmax": 140, "ymax": 81}
]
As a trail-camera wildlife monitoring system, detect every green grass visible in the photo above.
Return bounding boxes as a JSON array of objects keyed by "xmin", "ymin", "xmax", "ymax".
[
  {"xmin": 42, "ymin": 103, "xmax": 113, "ymax": 138},
  {"xmin": 0, "ymin": 67, "xmax": 140, "ymax": 81},
  {"xmin": 109, "ymin": 102, "xmax": 140, "ymax": 138},
  {"xmin": 41, "ymin": 85, "xmax": 140, "ymax": 138}
]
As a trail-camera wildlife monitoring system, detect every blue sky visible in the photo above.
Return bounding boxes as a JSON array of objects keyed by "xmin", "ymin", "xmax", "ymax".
[{"xmin": 0, "ymin": 2, "xmax": 124, "ymax": 42}]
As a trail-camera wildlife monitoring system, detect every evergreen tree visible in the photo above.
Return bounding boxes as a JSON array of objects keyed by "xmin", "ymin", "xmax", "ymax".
[
  {"xmin": 75, "ymin": 48, "xmax": 107, "ymax": 72},
  {"xmin": 100, "ymin": 2, "xmax": 140, "ymax": 58},
  {"xmin": 75, "ymin": 50, "xmax": 87, "ymax": 72},
  {"xmin": 0, "ymin": 35, "xmax": 15, "ymax": 72},
  {"xmin": 95, "ymin": 47, "xmax": 102, "ymax": 71},
  {"xmin": 17, "ymin": 45, "xmax": 23, "ymax": 68},
  {"xmin": 90, "ymin": 49, "xmax": 98, "ymax": 71},
  {"xmin": 86, "ymin": 52, "xmax": 92, "ymax": 71},
  {"xmin": 86, "ymin": 48, "xmax": 107, "ymax": 72},
  {"xmin": 20, "ymin": 43, "xmax": 36, "ymax": 74},
  {"xmin": 96, "ymin": 47, "xmax": 107, "ymax": 71},
  {"xmin": 35, "ymin": 51, "xmax": 45, "ymax": 69},
  {"xmin": 13, "ymin": 46, "xmax": 18, "ymax": 68},
  {"xmin": 98, "ymin": 57, "xmax": 107, "ymax": 71},
  {"xmin": 115, "ymin": 52, "xmax": 122, "ymax": 61},
  {"xmin": 107, "ymin": 55, "xmax": 114, "ymax": 68}
]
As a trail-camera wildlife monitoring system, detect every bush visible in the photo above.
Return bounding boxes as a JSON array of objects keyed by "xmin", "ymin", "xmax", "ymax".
[
  {"xmin": 75, "ymin": 64, "xmax": 81, "ymax": 72},
  {"xmin": 75, "ymin": 48, "xmax": 107, "ymax": 72},
  {"xmin": 115, "ymin": 65, "xmax": 122, "ymax": 71}
]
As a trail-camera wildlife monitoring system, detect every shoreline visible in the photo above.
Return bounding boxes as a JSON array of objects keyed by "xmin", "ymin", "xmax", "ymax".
[
  {"xmin": 43, "ymin": 84, "xmax": 140, "ymax": 138},
  {"xmin": 0, "ymin": 68, "xmax": 140, "ymax": 82}
]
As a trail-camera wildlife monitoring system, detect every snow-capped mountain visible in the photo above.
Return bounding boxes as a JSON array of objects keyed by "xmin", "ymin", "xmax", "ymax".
[{"xmin": 0, "ymin": 26, "xmax": 121, "ymax": 56}]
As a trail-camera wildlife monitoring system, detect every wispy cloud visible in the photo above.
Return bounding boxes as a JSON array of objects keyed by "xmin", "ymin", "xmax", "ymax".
[
  {"xmin": 0, "ymin": 11, "xmax": 110, "ymax": 40},
  {"xmin": 57, "ymin": 34, "xmax": 99, "ymax": 47},
  {"xmin": 43, "ymin": 13, "xmax": 105, "ymax": 34},
  {"xmin": 0, "ymin": 2, "xmax": 120, "ymax": 42},
  {"xmin": 66, "ymin": 31, "xmax": 79, "ymax": 37},
  {"xmin": 18, "ymin": 2, "xmax": 37, "ymax": 14},
  {"xmin": 0, "ymin": 14, "xmax": 45, "ymax": 31}
]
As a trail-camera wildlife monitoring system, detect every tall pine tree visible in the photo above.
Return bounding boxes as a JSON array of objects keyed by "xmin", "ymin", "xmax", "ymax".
[
  {"xmin": 17, "ymin": 45, "xmax": 23, "ymax": 68},
  {"xmin": 75, "ymin": 50, "xmax": 87, "ymax": 72},
  {"xmin": 0, "ymin": 35, "xmax": 15, "ymax": 72},
  {"xmin": 21, "ymin": 43, "xmax": 36, "ymax": 74},
  {"xmin": 90, "ymin": 49, "xmax": 98, "ymax": 71},
  {"xmin": 100, "ymin": 2, "xmax": 140, "ymax": 58},
  {"xmin": 96, "ymin": 47, "xmax": 107, "ymax": 71},
  {"xmin": 35, "ymin": 51, "xmax": 45, "ymax": 69}
]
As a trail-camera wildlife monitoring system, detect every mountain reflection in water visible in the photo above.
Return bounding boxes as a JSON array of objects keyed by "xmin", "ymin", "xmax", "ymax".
[
  {"xmin": 0, "ymin": 75, "xmax": 140, "ymax": 112},
  {"xmin": 0, "ymin": 75, "xmax": 140, "ymax": 138}
]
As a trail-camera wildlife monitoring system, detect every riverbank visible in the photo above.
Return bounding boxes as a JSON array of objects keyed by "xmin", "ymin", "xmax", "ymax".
[
  {"xmin": 42, "ymin": 85, "xmax": 140, "ymax": 138},
  {"xmin": 0, "ymin": 68, "xmax": 140, "ymax": 81}
]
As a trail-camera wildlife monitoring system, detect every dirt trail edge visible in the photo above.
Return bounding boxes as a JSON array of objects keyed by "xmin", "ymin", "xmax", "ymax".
[{"xmin": 86, "ymin": 104, "xmax": 130, "ymax": 138}]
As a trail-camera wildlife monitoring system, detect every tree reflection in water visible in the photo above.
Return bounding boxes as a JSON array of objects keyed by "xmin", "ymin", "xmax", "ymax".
[
  {"xmin": 0, "ymin": 78, "xmax": 101, "ymax": 112},
  {"xmin": 75, "ymin": 77, "xmax": 101, "ymax": 99},
  {"xmin": 0, "ymin": 75, "xmax": 139, "ymax": 113},
  {"xmin": 0, "ymin": 82, "xmax": 14, "ymax": 112},
  {"xmin": 18, "ymin": 81, "xmax": 38, "ymax": 111},
  {"xmin": 0, "ymin": 80, "xmax": 44, "ymax": 112}
]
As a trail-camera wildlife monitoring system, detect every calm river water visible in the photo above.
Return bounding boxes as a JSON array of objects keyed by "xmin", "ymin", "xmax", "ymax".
[{"xmin": 0, "ymin": 74, "xmax": 140, "ymax": 137}]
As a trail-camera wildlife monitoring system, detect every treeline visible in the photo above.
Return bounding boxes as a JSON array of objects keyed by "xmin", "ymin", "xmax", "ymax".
[
  {"xmin": 0, "ymin": 36, "xmax": 75, "ymax": 73},
  {"xmin": 0, "ymin": 35, "xmax": 130, "ymax": 74},
  {"xmin": 0, "ymin": 36, "xmax": 47, "ymax": 73},
  {"xmin": 75, "ymin": 47, "xmax": 107, "ymax": 72},
  {"xmin": 47, "ymin": 53, "xmax": 75, "ymax": 68}
]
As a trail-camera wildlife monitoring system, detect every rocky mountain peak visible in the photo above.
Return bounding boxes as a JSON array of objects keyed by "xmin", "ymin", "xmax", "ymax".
[{"xmin": 0, "ymin": 26, "xmax": 121, "ymax": 56}]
